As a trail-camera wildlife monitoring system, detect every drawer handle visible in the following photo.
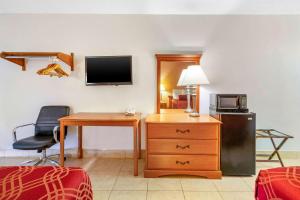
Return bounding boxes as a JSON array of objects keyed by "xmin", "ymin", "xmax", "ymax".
[
  {"xmin": 176, "ymin": 161, "xmax": 190, "ymax": 165},
  {"xmin": 176, "ymin": 129, "xmax": 190, "ymax": 134},
  {"xmin": 176, "ymin": 144, "xmax": 190, "ymax": 150}
]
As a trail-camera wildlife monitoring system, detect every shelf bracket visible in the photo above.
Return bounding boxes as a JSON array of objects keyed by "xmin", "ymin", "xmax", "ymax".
[
  {"xmin": 57, "ymin": 52, "xmax": 74, "ymax": 71},
  {"xmin": 0, "ymin": 53, "xmax": 26, "ymax": 71}
]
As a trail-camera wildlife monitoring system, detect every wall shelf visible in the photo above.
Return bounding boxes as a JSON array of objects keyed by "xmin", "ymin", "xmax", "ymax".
[{"xmin": 0, "ymin": 52, "xmax": 74, "ymax": 71}]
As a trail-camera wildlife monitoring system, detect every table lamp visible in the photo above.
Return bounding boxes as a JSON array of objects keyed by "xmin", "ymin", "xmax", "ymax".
[
  {"xmin": 179, "ymin": 65, "xmax": 209, "ymax": 117},
  {"xmin": 177, "ymin": 69, "xmax": 193, "ymax": 113}
]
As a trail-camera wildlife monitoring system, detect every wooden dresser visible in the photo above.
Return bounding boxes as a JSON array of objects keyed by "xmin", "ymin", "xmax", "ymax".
[{"xmin": 144, "ymin": 113, "xmax": 222, "ymax": 179}]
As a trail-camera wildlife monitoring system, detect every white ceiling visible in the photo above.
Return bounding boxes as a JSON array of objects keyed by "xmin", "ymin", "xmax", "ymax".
[{"xmin": 1, "ymin": 0, "xmax": 300, "ymax": 14}]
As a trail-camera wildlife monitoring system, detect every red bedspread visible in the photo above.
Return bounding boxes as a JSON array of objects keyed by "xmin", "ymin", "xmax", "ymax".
[
  {"xmin": 0, "ymin": 166, "xmax": 93, "ymax": 200},
  {"xmin": 255, "ymin": 166, "xmax": 300, "ymax": 200}
]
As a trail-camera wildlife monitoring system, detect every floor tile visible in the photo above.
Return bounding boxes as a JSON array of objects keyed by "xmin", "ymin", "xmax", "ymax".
[
  {"xmin": 89, "ymin": 172, "xmax": 117, "ymax": 190},
  {"xmin": 147, "ymin": 191, "xmax": 185, "ymax": 200},
  {"xmin": 213, "ymin": 177, "xmax": 251, "ymax": 192},
  {"xmin": 0, "ymin": 157, "xmax": 26, "ymax": 166},
  {"xmin": 282, "ymin": 159, "xmax": 300, "ymax": 166},
  {"xmin": 184, "ymin": 191, "xmax": 222, "ymax": 200},
  {"xmin": 181, "ymin": 179, "xmax": 217, "ymax": 191},
  {"xmin": 113, "ymin": 177, "xmax": 148, "ymax": 190},
  {"xmin": 93, "ymin": 190, "xmax": 110, "ymax": 200},
  {"xmin": 91, "ymin": 180, "xmax": 116, "ymax": 190},
  {"xmin": 148, "ymin": 178, "xmax": 182, "ymax": 191},
  {"xmin": 258, "ymin": 162, "xmax": 282, "ymax": 168},
  {"xmin": 65, "ymin": 157, "xmax": 98, "ymax": 171},
  {"xmin": 220, "ymin": 192, "xmax": 254, "ymax": 200},
  {"xmin": 118, "ymin": 169, "xmax": 144, "ymax": 178},
  {"xmin": 88, "ymin": 158, "xmax": 124, "ymax": 172},
  {"xmin": 242, "ymin": 176, "xmax": 257, "ymax": 191},
  {"xmin": 121, "ymin": 159, "xmax": 144, "ymax": 172},
  {"xmin": 109, "ymin": 191, "xmax": 146, "ymax": 200},
  {"xmin": 255, "ymin": 161, "xmax": 268, "ymax": 168},
  {"xmin": 88, "ymin": 169, "xmax": 119, "ymax": 177}
]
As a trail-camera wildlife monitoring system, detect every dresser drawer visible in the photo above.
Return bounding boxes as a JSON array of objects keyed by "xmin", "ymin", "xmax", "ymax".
[
  {"xmin": 148, "ymin": 155, "xmax": 218, "ymax": 170},
  {"xmin": 147, "ymin": 123, "xmax": 218, "ymax": 139},
  {"xmin": 148, "ymin": 139, "xmax": 218, "ymax": 155}
]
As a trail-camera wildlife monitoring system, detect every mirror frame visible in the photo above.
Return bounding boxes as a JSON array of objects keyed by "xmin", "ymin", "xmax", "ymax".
[{"xmin": 156, "ymin": 54, "xmax": 202, "ymax": 114}]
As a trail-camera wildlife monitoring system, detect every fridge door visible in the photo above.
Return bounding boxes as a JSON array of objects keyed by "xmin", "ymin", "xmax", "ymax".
[{"xmin": 220, "ymin": 113, "xmax": 256, "ymax": 175}]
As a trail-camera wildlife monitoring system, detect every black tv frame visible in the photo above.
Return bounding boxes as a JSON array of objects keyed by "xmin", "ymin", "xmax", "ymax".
[{"xmin": 85, "ymin": 55, "xmax": 133, "ymax": 86}]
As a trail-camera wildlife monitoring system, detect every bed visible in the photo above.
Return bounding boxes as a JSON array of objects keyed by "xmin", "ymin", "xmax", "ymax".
[
  {"xmin": 0, "ymin": 166, "xmax": 93, "ymax": 200},
  {"xmin": 255, "ymin": 166, "xmax": 300, "ymax": 200}
]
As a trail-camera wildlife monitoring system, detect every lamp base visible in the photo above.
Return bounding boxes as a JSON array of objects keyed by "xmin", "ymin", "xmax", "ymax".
[
  {"xmin": 189, "ymin": 112, "xmax": 200, "ymax": 117},
  {"xmin": 185, "ymin": 108, "xmax": 193, "ymax": 113}
]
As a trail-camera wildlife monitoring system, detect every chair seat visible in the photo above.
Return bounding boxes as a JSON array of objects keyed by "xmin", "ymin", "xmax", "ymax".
[{"xmin": 13, "ymin": 136, "xmax": 56, "ymax": 150}]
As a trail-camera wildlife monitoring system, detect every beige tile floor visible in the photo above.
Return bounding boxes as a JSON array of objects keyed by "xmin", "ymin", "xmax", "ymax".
[{"xmin": 0, "ymin": 157, "xmax": 299, "ymax": 200}]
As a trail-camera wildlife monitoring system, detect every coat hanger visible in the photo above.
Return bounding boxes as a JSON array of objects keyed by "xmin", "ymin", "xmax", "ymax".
[{"xmin": 37, "ymin": 57, "xmax": 69, "ymax": 78}]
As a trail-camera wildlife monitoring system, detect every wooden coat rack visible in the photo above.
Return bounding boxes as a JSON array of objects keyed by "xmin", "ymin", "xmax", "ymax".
[{"xmin": 0, "ymin": 52, "xmax": 74, "ymax": 71}]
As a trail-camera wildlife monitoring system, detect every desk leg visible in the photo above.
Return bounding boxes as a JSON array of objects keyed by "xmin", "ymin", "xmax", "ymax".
[
  {"xmin": 133, "ymin": 122, "xmax": 138, "ymax": 176},
  {"xmin": 78, "ymin": 126, "xmax": 83, "ymax": 159},
  {"xmin": 60, "ymin": 123, "xmax": 65, "ymax": 167},
  {"xmin": 138, "ymin": 120, "xmax": 141, "ymax": 159}
]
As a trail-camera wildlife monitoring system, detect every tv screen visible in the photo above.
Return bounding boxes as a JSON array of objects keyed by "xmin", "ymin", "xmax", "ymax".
[{"xmin": 85, "ymin": 56, "xmax": 132, "ymax": 85}]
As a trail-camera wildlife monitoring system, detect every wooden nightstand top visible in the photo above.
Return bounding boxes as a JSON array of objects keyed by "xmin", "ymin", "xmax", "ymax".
[{"xmin": 146, "ymin": 113, "xmax": 221, "ymax": 124}]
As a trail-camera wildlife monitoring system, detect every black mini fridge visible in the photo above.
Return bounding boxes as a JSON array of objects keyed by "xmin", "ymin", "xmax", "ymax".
[{"xmin": 210, "ymin": 112, "xmax": 256, "ymax": 176}]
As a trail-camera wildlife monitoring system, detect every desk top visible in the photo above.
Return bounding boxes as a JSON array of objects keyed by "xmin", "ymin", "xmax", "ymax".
[
  {"xmin": 59, "ymin": 112, "xmax": 141, "ymax": 122},
  {"xmin": 146, "ymin": 113, "xmax": 221, "ymax": 124}
]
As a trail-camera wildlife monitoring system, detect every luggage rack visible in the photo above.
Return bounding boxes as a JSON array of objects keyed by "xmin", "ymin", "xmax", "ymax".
[{"xmin": 256, "ymin": 129, "xmax": 294, "ymax": 167}]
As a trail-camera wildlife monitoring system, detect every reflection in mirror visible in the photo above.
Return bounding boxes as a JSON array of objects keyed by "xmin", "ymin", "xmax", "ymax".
[{"xmin": 160, "ymin": 61, "xmax": 195, "ymax": 112}]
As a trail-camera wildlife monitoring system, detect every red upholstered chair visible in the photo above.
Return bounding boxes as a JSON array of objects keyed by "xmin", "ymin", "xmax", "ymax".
[
  {"xmin": 255, "ymin": 166, "xmax": 300, "ymax": 200},
  {"xmin": 169, "ymin": 95, "xmax": 193, "ymax": 109},
  {"xmin": 176, "ymin": 95, "xmax": 188, "ymax": 109}
]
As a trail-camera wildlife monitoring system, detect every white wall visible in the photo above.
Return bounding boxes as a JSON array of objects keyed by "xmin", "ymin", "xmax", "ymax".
[
  {"xmin": 0, "ymin": 14, "xmax": 299, "ymax": 153},
  {"xmin": 2, "ymin": 0, "xmax": 300, "ymax": 14}
]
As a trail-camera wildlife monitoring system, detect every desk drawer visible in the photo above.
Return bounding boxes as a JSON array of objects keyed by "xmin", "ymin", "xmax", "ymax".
[
  {"xmin": 147, "ymin": 124, "xmax": 217, "ymax": 139},
  {"xmin": 148, "ymin": 139, "xmax": 218, "ymax": 155},
  {"xmin": 148, "ymin": 155, "xmax": 218, "ymax": 170}
]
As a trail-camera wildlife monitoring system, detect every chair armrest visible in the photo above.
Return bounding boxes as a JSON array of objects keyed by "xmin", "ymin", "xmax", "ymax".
[
  {"xmin": 53, "ymin": 126, "xmax": 60, "ymax": 143},
  {"xmin": 12, "ymin": 123, "xmax": 35, "ymax": 142}
]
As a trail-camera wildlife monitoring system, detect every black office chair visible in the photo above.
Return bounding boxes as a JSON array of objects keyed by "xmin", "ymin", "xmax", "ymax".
[{"xmin": 12, "ymin": 106, "xmax": 70, "ymax": 166}]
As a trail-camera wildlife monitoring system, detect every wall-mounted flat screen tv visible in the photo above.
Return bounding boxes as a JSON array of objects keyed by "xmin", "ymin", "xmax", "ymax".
[{"xmin": 85, "ymin": 56, "xmax": 132, "ymax": 85}]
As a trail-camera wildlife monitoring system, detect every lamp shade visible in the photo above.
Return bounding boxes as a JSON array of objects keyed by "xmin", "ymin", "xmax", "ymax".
[
  {"xmin": 177, "ymin": 69, "xmax": 187, "ymax": 86},
  {"xmin": 181, "ymin": 65, "xmax": 209, "ymax": 85}
]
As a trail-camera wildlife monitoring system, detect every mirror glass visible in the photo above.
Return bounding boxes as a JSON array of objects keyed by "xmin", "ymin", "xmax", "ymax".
[{"xmin": 160, "ymin": 61, "xmax": 195, "ymax": 113}]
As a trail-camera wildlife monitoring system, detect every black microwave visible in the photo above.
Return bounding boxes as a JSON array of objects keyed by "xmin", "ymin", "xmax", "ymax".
[{"xmin": 210, "ymin": 94, "xmax": 248, "ymax": 113}]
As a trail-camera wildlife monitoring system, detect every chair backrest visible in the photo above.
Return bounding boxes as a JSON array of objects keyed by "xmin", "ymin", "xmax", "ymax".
[
  {"xmin": 178, "ymin": 95, "xmax": 187, "ymax": 100},
  {"xmin": 35, "ymin": 106, "xmax": 70, "ymax": 137}
]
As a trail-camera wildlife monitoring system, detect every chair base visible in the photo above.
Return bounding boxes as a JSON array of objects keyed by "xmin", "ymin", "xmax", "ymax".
[{"xmin": 21, "ymin": 150, "xmax": 63, "ymax": 166}]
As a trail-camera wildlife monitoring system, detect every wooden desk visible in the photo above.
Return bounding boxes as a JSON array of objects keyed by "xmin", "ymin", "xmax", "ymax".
[{"xmin": 59, "ymin": 112, "xmax": 142, "ymax": 176}]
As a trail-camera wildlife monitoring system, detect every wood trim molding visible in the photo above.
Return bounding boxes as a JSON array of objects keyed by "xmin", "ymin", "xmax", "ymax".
[{"xmin": 156, "ymin": 54, "xmax": 202, "ymax": 113}]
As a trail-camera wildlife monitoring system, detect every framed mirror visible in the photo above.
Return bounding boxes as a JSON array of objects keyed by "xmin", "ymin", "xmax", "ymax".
[{"xmin": 156, "ymin": 54, "xmax": 202, "ymax": 114}]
